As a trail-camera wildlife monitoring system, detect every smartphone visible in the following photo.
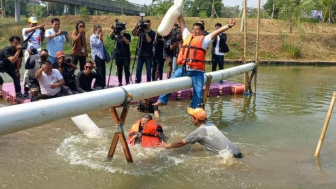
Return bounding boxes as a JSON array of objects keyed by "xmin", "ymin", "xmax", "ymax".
[{"xmin": 61, "ymin": 31, "xmax": 68, "ymax": 36}]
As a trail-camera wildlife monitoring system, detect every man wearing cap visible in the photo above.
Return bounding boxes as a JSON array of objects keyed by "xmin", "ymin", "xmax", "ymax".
[
  {"xmin": 55, "ymin": 51, "xmax": 77, "ymax": 91},
  {"xmin": 22, "ymin": 17, "xmax": 45, "ymax": 62},
  {"xmin": 132, "ymin": 19, "xmax": 156, "ymax": 83},
  {"xmin": 45, "ymin": 18, "xmax": 69, "ymax": 67},
  {"xmin": 22, "ymin": 17, "xmax": 45, "ymax": 97},
  {"xmin": 160, "ymin": 108, "xmax": 242, "ymax": 158}
]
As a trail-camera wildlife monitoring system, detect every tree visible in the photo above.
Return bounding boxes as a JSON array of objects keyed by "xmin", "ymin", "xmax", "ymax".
[
  {"xmin": 321, "ymin": 0, "xmax": 336, "ymax": 23},
  {"xmin": 152, "ymin": 0, "xmax": 173, "ymax": 16},
  {"xmin": 3, "ymin": 0, "xmax": 28, "ymax": 17},
  {"xmin": 79, "ymin": 6, "xmax": 90, "ymax": 15}
]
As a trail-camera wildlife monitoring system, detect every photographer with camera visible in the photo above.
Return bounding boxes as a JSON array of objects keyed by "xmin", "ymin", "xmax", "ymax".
[
  {"xmin": 0, "ymin": 36, "xmax": 24, "ymax": 98},
  {"xmin": 109, "ymin": 20, "xmax": 131, "ymax": 86},
  {"xmin": 71, "ymin": 20, "xmax": 87, "ymax": 71},
  {"xmin": 132, "ymin": 19, "xmax": 155, "ymax": 83},
  {"xmin": 23, "ymin": 48, "xmax": 49, "ymax": 97},
  {"xmin": 55, "ymin": 51, "xmax": 77, "ymax": 92},
  {"xmin": 45, "ymin": 18, "xmax": 70, "ymax": 67}
]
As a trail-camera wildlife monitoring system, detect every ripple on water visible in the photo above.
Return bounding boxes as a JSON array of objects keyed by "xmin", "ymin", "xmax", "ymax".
[{"xmin": 56, "ymin": 129, "xmax": 243, "ymax": 177}]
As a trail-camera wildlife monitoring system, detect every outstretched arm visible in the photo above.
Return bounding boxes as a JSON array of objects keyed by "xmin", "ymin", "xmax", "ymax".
[
  {"xmin": 178, "ymin": 15, "xmax": 186, "ymax": 33},
  {"xmin": 161, "ymin": 139, "xmax": 188, "ymax": 148},
  {"xmin": 210, "ymin": 19, "xmax": 236, "ymax": 41}
]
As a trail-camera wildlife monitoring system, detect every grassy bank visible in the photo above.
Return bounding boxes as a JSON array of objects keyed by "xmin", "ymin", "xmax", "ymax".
[{"xmin": 1, "ymin": 15, "xmax": 336, "ymax": 62}]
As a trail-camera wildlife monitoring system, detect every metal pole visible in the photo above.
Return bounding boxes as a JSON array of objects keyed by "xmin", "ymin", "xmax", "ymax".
[
  {"xmin": 314, "ymin": 92, "xmax": 336, "ymax": 157},
  {"xmin": 0, "ymin": 63, "xmax": 255, "ymax": 136}
]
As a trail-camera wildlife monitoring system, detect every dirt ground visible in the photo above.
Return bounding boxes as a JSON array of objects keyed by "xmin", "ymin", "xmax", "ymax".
[{"xmin": 1, "ymin": 15, "xmax": 336, "ymax": 63}]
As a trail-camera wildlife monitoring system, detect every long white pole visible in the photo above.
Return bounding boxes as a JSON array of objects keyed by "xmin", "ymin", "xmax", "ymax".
[{"xmin": 0, "ymin": 63, "xmax": 255, "ymax": 136}]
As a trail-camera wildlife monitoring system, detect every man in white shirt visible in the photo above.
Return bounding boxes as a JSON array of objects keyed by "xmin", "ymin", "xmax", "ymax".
[
  {"xmin": 22, "ymin": 17, "xmax": 45, "ymax": 97},
  {"xmin": 34, "ymin": 60, "xmax": 65, "ymax": 101}
]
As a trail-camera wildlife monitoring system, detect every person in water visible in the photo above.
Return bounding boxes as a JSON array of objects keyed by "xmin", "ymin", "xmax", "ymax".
[
  {"xmin": 159, "ymin": 108, "xmax": 242, "ymax": 158},
  {"xmin": 127, "ymin": 114, "xmax": 164, "ymax": 147},
  {"xmin": 136, "ymin": 99, "xmax": 160, "ymax": 117}
]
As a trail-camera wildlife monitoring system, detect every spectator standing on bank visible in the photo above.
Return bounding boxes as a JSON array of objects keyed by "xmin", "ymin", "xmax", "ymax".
[
  {"xmin": 211, "ymin": 23, "xmax": 229, "ymax": 75},
  {"xmin": 71, "ymin": 20, "xmax": 88, "ymax": 71},
  {"xmin": 109, "ymin": 24, "xmax": 131, "ymax": 86},
  {"xmin": 45, "ymin": 18, "xmax": 69, "ymax": 67},
  {"xmin": 152, "ymin": 33, "xmax": 165, "ymax": 81},
  {"xmin": 132, "ymin": 19, "xmax": 156, "ymax": 83},
  {"xmin": 90, "ymin": 25, "xmax": 107, "ymax": 88},
  {"xmin": 22, "ymin": 17, "xmax": 45, "ymax": 63}
]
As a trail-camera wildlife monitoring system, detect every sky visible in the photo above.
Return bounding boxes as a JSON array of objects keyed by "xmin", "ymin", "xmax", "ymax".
[{"xmin": 128, "ymin": 0, "xmax": 266, "ymax": 8}]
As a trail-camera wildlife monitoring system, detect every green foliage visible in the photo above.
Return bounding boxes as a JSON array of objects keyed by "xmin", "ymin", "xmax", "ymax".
[
  {"xmin": 183, "ymin": 0, "xmax": 223, "ymax": 17},
  {"xmin": 221, "ymin": 5, "xmax": 240, "ymax": 18},
  {"xmin": 80, "ymin": 6, "xmax": 90, "ymax": 15},
  {"xmin": 3, "ymin": 0, "xmax": 28, "ymax": 17},
  {"xmin": 282, "ymin": 42, "xmax": 302, "ymax": 59},
  {"xmin": 152, "ymin": 0, "xmax": 173, "ymax": 16},
  {"xmin": 264, "ymin": 0, "xmax": 324, "ymax": 21}
]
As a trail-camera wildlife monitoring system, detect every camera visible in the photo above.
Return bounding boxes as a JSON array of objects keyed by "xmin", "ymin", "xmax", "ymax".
[
  {"xmin": 172, "ymin": 28, "xmax": 181, "ymax": 36},
  {"xmin": 30, "ymin": 46, "xmax": 38, "ymax": 55},
  {"xmin": 65, "ymin": 58, "xmax": 72, "ymax": 64},
  {"xmin": 138, "ymin": 20, "xmax": 148, "ymax": 31},
  {"xmin": 113, "ymin": 19, "xmax": 126, "ymax": 36}
]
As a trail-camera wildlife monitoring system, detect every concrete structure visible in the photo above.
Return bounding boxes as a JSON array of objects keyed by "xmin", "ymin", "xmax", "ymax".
[{"xmin": 14, "ymin": 0, "xmax": 148, "ymax": 22}]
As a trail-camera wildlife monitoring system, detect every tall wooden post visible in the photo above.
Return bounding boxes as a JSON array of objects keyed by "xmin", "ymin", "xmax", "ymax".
[
  {"xmin": 314, "ymin": 92, "xmax": 336, "ymax": 157},
  {"xmin": 254, "ymin": 0, "xmax": 261, "ymax": 93},
  {"xmin": 243, "ymin": 0, "xmax": 248, "ymax": 92}
]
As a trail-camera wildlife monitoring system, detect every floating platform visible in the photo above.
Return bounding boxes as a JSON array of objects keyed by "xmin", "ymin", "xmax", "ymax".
[{"xmin": 0, "ymin": 74, "xmax": 244, "ymax": 104}]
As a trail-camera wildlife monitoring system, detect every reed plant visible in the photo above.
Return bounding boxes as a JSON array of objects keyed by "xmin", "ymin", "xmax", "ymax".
[{"xmin": 282, "ymin": 42, "xmax": 302, "ymax": 59}]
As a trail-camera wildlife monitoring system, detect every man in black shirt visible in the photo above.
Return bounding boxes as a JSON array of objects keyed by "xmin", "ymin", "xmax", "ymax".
[
  {"xmin": 76, "ymin": 61, "xmax": 103, "ymax": 92},
  {"xmin": 132, "ymin": 19, "xmax": 156, "ymax": 83},
  {"xmin": 0, "ymin": 36, "xmax": 24, "ymax": 97},
  {"xmin": 109, "ymin": 25, "xmax": 131, "ymax": 86}
]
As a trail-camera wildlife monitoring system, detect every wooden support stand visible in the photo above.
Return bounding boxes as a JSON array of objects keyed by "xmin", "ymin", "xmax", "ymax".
[
  {"xmin": 314, "ymin": 92, "xmax": 336, "ymax": 157},
  {"xmin": 202, "ymin": 75, "xmax": 212, "ymax": 109},
  {"xmin": 107, "ymin": 94, "xmax": 133, "ymax": 163}
]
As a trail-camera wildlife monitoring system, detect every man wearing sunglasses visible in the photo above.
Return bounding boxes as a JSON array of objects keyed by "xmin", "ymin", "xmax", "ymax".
[{"xmin": 76, "ymin": 61, "xmax": 104, "ymax": 92}]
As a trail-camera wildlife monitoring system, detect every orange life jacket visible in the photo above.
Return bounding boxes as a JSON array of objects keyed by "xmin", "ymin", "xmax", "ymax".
[
  {"xmin": 177, "ymin": 34, "xmax": 206, "ymax": 71},
  {"xmin": 127, "ymin": 119, "xmax": 162, "ymax": 147}
]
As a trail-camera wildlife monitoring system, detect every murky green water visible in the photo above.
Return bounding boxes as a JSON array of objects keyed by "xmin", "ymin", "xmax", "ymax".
[{"xmin": 1, "ymin": 65, "xmax": 336, "ymax": 188}]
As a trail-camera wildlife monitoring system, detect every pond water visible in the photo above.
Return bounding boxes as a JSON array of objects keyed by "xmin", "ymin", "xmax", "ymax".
[{"xmin": 1, "ymin": 65, "xmax": 336, "ymax": 188}]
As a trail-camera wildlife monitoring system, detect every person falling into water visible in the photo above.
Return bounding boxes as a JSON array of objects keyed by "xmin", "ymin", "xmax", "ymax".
[
  {"xmin": 158, "ymin": 108, "xmax": 243, "ymax": 158},
  {"xmin": 127, "ymin": 114, "xmax": 164, "ymax": 147}
]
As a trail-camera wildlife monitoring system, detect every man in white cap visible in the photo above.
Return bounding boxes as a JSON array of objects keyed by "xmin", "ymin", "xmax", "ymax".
[
  {"xmin": 22, "ymin": 17, "xmax": 45, "ymax": 97},
  {"xmin": 160, "ymin": 108, "xmax": 243, "ymax": 158}
]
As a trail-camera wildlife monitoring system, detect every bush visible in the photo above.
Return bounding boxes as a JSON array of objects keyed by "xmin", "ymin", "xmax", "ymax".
[{"xmin": 282, "ymin": 42, "xmax": 301, "ymax": 59}]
